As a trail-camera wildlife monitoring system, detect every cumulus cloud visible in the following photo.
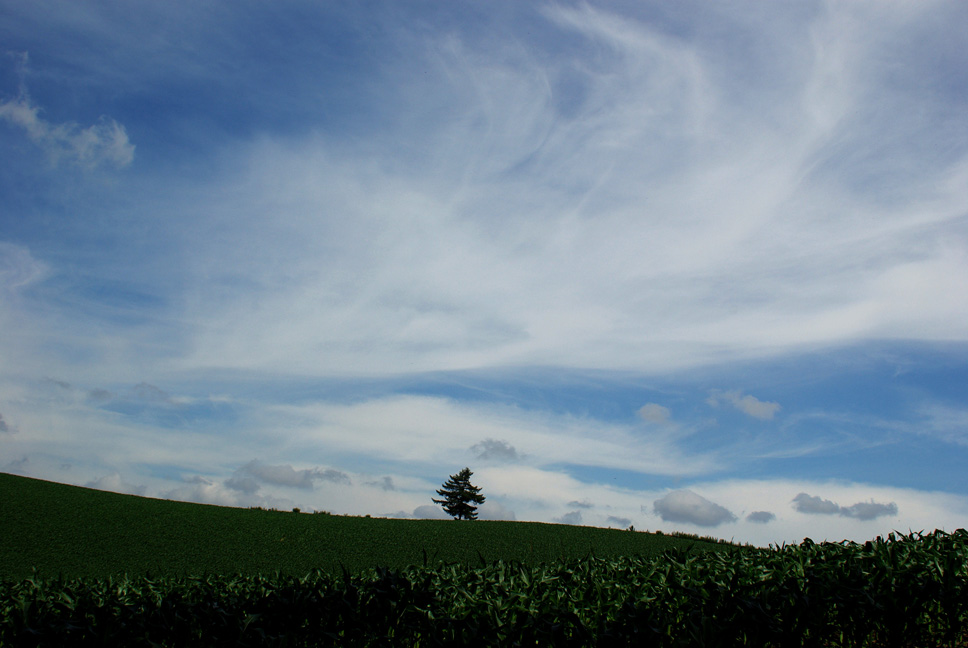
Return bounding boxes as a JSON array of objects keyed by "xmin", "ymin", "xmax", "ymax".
[
  {"xmin": 85, "ymin": 473, "xmax": 146, "ymax": 496},
  {"xmin": 707, "ymin": 390, "xmax": 781, "ymax": 420},
  {"xmin": 638, "ymin": 403, "xmax": 671, "ymax": 424},
  {"xmin": 478, "ymin": 499, "xmax": 516, "ymax": 521},
  {"xmin": 840, "ymin": 500, "xmax": 899, "ymax": 521},
  {"xmin": 792, "ymin": 492, "xmax": 898, "ymax": 520},
  {"xmin": 162, "ymin": 476, "xmax": 246, "ymax": 508},
  {"xmin": 472, "ymin": 438, "xmax": 519, "ymax": 461},
  {"xmin": 226, "ymin": 460, "xmax": 351, "ymax": 493},
  {"xmin": 747, "ymin": 511, "xmax": 776, "ymax": 524},
  {"xmin": 555, "ymin": 510, "xmax": 583, "ymax": 525},
  {"xmin": 0, "ymin": 412, "xmax": 13, "ymax": 434},
  {"xmin": 653, "ymin": 489, "xmax": 737, "ymax": 527},
  {"xmin": 568, "ymin": 500, "xmax": 594, "ymax": 509},
  {"xmin": 792, "ymin": 492, "xmax": 842, "ymax": 515},
  {"xmin": 606, "ymin": 515, "xmax": 632, "ymax": 528},
  {"xmin": 413, "ymin": 504, "xmax": 450, "ymax": 519},
  {"xmin": 224, "ymin": 473, "xmax": 260, "ymax": 495},
  {"xmin": 0, "ymin": 57, "xmax": 134, "ymax": 170}
]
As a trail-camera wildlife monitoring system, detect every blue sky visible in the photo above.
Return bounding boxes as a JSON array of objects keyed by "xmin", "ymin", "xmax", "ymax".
[{"xmin": 1, "ymin": 0, "xmax": 967, "ymax": 546}]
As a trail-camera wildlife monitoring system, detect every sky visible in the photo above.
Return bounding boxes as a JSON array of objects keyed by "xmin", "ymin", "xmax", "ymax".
[{"xmin": 1, "ymin": 0, "xmax": 967, "ymax": 547}]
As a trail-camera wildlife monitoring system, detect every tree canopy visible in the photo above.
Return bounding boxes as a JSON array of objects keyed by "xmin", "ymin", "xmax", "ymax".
[{"xmin": 432, "ymin": 467, "xmax": 485, "ymax": 520}]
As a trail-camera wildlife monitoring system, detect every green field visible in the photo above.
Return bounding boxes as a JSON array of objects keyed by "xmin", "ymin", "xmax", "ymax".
[{"xmin": 0, "ymin": 472, "xmax": 726, "ymax": 580}]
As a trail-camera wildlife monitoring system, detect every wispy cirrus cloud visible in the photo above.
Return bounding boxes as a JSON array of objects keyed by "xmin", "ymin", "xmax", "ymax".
[
  {"xmin": 145, "ymin": 2, "xmax": 967, "ymax": 382},
  {"xmin": 916, "ymin": 403, "xmax": 968, "ymax": 446},
  {"xmin": 0, "ymin": 55, "xmax": 133, "ymax": 170},
  {"xmin": 0, "ymin": 242, "xmax": 48, "ymax": 294}
]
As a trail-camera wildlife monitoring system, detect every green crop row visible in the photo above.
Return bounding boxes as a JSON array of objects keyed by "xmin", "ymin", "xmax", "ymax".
[{"xmin": 3, "ymin": 529, "xmax": 966, "ymax": 647}]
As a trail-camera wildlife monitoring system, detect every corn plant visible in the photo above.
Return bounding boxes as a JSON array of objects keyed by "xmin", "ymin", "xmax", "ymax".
[{"xmin": 2, "ymin": 529, "xmax": 966, "ymax": 647}]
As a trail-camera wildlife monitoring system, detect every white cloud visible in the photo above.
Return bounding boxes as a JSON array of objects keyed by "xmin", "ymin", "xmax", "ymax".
[
  {"xmin": 840, "ymin": 500, "xmax": 899, "ymax": 521},
  {"xmin": 0, "ymin": 243, "xmax": 52, "ymax": 371},
  {"xmin": 646, "ymin": 479, "xmax": 966, "ymax": 546},
  {"xmin": 0, "ymin": 6, "xmax": 963, "ymax": 383},
  {"xmin": 747, "ymin": 511, "xmax": 776, "ymax": 524},
  {"xmin": 478, "ymin": 499, "xmax": 516, "ymax": 521},
  {"xmin": 708, "ymin": 390, "xmax": 781, "ymax": 420},
  {"xmin": 0, "ymin": 242, "xmax": 48, "ymax": 294},
  {"xmin": 85, "ymin": 472, "xmax": 146, "ymax": 496},
  {"xmin": 0, "ymin": 369, "xmax": 956, "ymax": 546},
  {"xmin": 277, "ymin": 395, "xmax": 716, "ymax": 478},
  {"xmin": 606, "ymin": 515, "xmax": 631, "ymax": 528},
  {"xmin": 653, "ymin": 489, "xmax": 737, "ymax": 528},
  {"xmin": 224, "ymin": 472, "xmax": 259, "ymax": 495},
  {"xmin": 0, "ymin": 94, "xmax": 134, "ymax": 169},
  {"xmin": 413, "ymin": 504, "xmax": 449, "ymax": 520},
  {"xmin": 792, "ymin": 492, "xmax": 842, "ymax": 515},
  {"xmin": 555, "ymin": 510, "xmax": 583, "ymax": 526},
  {"xmin": 638, "ymin": 403, "xmax": 671, "ymax": 424},
  {"xmin": 917, "ymin": 402, "xmax": 968, "ymax": 446},
  {"xmin": 227, "ymin": 460, "xmax": 351, "ymax": 492},
  {"xmin": 792, "ymin": 491, "xmax": 898, "ymax": 521},
  {"xmin": 162, "ymin": 476, "xmax": 248, "ymax": 508},
  {"xmin": 472, "ymin": 438, "xmax": 519, "ymax": 462},
  {"xmin": 153, "ymin": 4, "xmax": 968, "ymax": 382}
]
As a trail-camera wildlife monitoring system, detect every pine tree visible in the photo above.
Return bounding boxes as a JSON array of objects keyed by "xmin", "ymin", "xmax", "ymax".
[{"xmin": 432, "ymin": 467, "xmax": 485, "ymax": 520}]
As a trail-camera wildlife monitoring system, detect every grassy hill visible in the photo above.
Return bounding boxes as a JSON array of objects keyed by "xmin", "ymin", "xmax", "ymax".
[{"xmin": 0, "ymin": 472, "xmax": 729, "ymax": 580}]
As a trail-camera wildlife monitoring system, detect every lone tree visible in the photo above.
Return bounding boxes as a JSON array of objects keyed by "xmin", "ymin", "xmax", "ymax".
[{"xmin": 432, "ymin": 467, "xmax": 485, "ymax": 520}]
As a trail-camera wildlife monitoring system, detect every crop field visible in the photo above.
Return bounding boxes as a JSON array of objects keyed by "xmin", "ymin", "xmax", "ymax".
[
  {"xmin": 2, "ymin": 473, "xmax": 967, "ymax": 646},
  {"xmin": 0, "ymin": 473, "xmax": 724, "ymax": 580},
  {"xmin": 4, "ymin": 531, "xmax": 968, "ymax": 646}
]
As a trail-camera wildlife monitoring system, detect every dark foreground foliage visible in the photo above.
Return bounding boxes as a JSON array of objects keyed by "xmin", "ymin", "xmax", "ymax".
[{"xmin": 3, "ymin": 530, "xmax": 967, "ymax": 647}]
